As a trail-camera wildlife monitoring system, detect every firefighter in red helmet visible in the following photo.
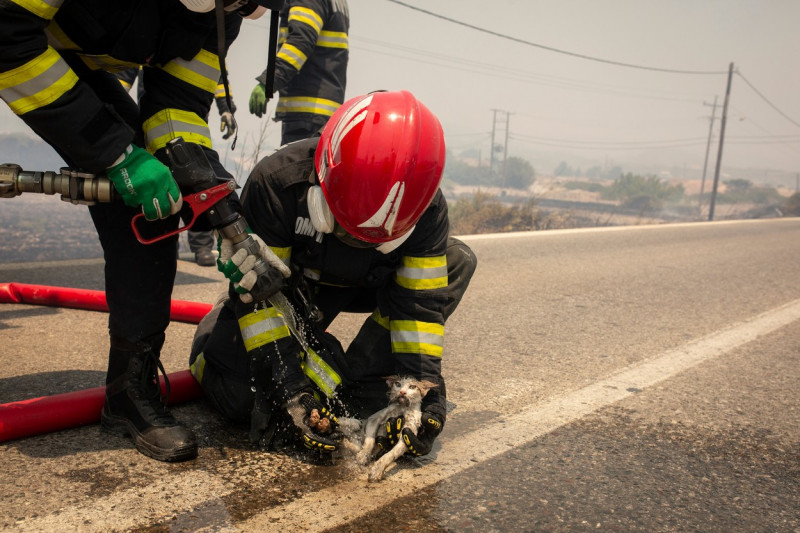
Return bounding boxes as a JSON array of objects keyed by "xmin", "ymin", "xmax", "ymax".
[{"xmin": 190, "ymin": 90, "xmax": 477, "ymax": 456}]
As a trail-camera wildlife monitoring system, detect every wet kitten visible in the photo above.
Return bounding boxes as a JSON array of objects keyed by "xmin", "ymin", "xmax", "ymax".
[{"xmin": 352, "ymin": 375, "xmax": 437, "ymax": 482}]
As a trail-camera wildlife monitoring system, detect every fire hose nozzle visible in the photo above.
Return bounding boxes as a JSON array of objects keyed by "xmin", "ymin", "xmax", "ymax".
[{"xmin": 0, "ymin": 163, "xmax": 116, "ymax": 205}]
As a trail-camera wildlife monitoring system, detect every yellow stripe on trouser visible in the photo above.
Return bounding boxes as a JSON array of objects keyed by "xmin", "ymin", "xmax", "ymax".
[
  {"xmin": 143, "ymin": 108, "xmax": 212, "ymax": 153},
  {"xmin": 301, "ymin": 348, "xmax": 341, "ymax": 398},
  {"xmin": 395, "ymin": 255, "xmax": 448, "ymax": 290},
  {"xmin": 0, "ymin": 47, "xmax": 78, "ymax": 115},
  {"xmin": 238, "ymin": 307, "xmax": 290, "ymax": 351},
  {"xmin": 391, "ymin": 320, "xmax": 444, "ymax": 357},
  {"xmin": 190, "ymin": 352, "xmax": 207, "ymax": 383},
  {"xmin": 162, "ymin": 49, "xmax": 220, "ymax": 94}
]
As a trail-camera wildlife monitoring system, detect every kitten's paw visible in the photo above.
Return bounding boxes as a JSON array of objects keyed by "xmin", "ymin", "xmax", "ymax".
[
  {"xmin": 367, "ymin": 465, "xmax": 385, "ymax": 482},
  {"xmin": 355, "ymin": 450, "xmax": 371, "ymax": 466}
]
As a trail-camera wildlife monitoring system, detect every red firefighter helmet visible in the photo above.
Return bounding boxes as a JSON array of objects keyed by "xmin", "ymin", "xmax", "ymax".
[{"xmin": 314, "ymin": 90, "xmax": 446, "ymax": 244}]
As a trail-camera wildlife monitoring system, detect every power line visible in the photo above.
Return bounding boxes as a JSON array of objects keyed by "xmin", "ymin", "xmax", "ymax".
[
  {"xmin": 735, "ymin": 70, "xmax": 800, "ymax": 129},
  {"xmin": 385, "ymin": 0, "xmax": 729, "ymax": 75},
  {"xmin": 352, "ymin": 36, "xmax": 705, "ymax": 103}
]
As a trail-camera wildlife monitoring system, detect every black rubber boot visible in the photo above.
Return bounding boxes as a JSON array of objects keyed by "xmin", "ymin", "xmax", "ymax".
[{"xmin": 101, "ymin": 344, "xmax": 198, "ymax": 462}]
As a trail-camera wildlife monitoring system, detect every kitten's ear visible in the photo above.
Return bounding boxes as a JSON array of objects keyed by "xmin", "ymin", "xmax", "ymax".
[
  {"xmin": 383, "ymin": 375, "xmax": 399, "ymax": 386},
  {"xmin": 419, "ymin": 380, "xmax": 438, "ymax": 395}
]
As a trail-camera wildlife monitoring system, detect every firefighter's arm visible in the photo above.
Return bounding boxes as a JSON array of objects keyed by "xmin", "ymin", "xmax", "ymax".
[{"xmin": 0, "ymin": 4, "xmax": 133, "ymax": 171}]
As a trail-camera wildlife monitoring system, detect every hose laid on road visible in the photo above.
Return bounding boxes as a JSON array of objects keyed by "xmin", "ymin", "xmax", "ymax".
[
  {"xmin": 0, "ymin": 282, "xmax": 211, "ymax": 442},
  {"xmin": 0, "ymin": 282, "xmax": 212, "ymax": 323},
  {"xmin": 0, "ymin": 370, "xmax": 203, "ymax": 442}
]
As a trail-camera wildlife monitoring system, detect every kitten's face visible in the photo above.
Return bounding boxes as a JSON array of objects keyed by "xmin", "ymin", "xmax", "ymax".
[{"xmin": 385, "ymin": 376, "xmax": 436, "ymax": 407}]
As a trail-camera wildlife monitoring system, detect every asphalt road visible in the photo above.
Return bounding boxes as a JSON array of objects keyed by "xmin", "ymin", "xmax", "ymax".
[{"xmin": 1, "ymin": 218, "xmax": 798, "ymax": 532}]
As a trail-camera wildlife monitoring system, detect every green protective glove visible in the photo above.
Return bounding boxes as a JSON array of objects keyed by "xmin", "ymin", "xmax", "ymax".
[
  {"xmin": 106, "ymin": 145, "xmax": 182, "ymax": 221},
  {"xmin": 249, "ymin": 83, "xmax": 267, "ymax": 117}
]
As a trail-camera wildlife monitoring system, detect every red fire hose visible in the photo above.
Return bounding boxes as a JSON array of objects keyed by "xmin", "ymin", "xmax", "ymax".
[
  {"xmin": 0, "ymin": 282, "xmax": 212, "ymax": 324},
  {"xmin": 0, "ymin": 283, "xmax": 212, "ymax": 442}
]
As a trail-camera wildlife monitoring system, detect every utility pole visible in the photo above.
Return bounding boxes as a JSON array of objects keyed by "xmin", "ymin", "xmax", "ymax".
[
  {"xmin": 489, "ymin": 109, "xmax": 511, "ymax": 183},
  {"xmin": 708, "ymin": 62, "xmax": 734, "ymax": 222},
  {"xmin": 698, "ymin": 96, "xmax": 719, "ymax": 217},
  {"xmin": 490, "ymin": 109, "xmax": 498, "ymax": 176},
  {"xmin": 503, "ymin": 112, "xmax": 510, "ymax": 184}
]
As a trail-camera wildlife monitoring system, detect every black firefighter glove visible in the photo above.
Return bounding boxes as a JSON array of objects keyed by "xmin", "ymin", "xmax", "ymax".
[
  {"xmin": 284, "ymin": 390, "xmax": 343, "ymax": 452},
  {"xmin": 380, "ymin": 411, "xmax": 444, "ymax": 457}
]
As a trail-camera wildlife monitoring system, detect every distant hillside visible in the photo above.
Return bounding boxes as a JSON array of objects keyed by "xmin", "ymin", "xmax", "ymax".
[{"xmin": 0, "ymin": 132, "xmax": 66, "ymax": 171}]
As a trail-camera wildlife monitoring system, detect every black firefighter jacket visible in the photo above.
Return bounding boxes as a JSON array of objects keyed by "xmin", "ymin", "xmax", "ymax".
[
  {"xmin": 0, "ymin": 0, "xmax": 242, "ymax": 177},
  {"xmin": 256, "ymin": 0, "xmax": 349, "ymax": 122}
]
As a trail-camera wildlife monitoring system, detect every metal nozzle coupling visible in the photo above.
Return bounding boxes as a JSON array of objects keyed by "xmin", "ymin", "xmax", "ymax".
[{"xmin": 0, "ymin": 164, "xmax": 116, "ymax": 205}]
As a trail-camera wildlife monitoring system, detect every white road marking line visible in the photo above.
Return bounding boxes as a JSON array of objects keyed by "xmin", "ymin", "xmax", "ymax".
[
  {"xmin": 242, "ymin": 297, "xmax": 800, "ymax": 531},
  {"xmin": 16, "ymin": 299, "xmax": 800, "ymax": 532}
]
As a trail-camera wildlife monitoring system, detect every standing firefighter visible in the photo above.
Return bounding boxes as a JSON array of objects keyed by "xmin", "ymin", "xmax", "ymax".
[
  {"xmin": 191, "ymin": 90, "xmax": 478, "ymax": 456},
  {"xmin": 249, "ymin": 0, "xmax": 350, "ymax": 144},
  {"xmin": 0, "ymin": 0, "xmax": 287, "ymax": 462}
]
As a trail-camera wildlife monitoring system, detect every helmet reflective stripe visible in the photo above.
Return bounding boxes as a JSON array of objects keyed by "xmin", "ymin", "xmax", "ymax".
[
  {"xmin": 357, "ymin": 181, "xmax": 404, "ymax": 236},
  {"xmin": 328, "ymin": 94, "xmax": 373, "ymax": 166}
]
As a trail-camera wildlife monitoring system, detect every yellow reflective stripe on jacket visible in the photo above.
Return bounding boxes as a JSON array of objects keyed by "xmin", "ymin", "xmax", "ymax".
[
  {"xmin": 288, "ymin": 6, "xmax": 323, "ymax": 33},
  {"xmin": 395, "ymin": 255, "xmax": 448, "ymax": 290},
  {"xmin": 317, "ymin": 30, "xmax": 348, "ymax": 49},
  {"xmin": 390, "ymin": 320, "xmax": 444, "ymax": 357},
  {"xmin": 0, "ymin": 47, "xmax": 77, "ymax": 115},
  {"xmin": 162, "ymin": 49, "xmax": 220, "ymax": 94},
  {"xmin": 238, "ymin": 306, "xmax": 290, "ymax": 351},
  {"xmin": 275, "ymin": 96, "xmax": 340, "ymax": 116},
  {"xmin": 143, "ymin": 108, "xmax": 212, "ymax": 152},
  {"xmin": 190, "ymin": 352, "xmax": 207, "ymax": 384},
  {"xmin": 214, "ymin": 82, "xmax": 232, "ymax": 99},
  {"xmin": 277, "ymin": 43, "xmax": 308, "ymax": 72},
  {"xmin": 271, "ymin": 245, "xmax": 292, "ymax": 270},
  {"xmin": 11, "ymin": 0, "xmax": 63, "ymax": 20},
  {"xmin": 301, "ymin": 348, "xmax": 341, "ymax": 398}
]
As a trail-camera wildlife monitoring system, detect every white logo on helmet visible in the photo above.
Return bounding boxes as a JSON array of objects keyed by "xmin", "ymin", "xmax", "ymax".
[{"xmin": 358, "ymin": 181, "xmax": 405, "ymax": 236}]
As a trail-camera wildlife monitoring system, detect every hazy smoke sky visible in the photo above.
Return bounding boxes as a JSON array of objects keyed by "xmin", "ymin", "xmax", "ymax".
[{"xmin": 1, "ymin": 0, "xmax": 797, "ymax": 180}]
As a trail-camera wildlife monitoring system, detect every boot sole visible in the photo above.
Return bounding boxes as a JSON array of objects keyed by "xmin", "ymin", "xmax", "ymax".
[{"xmin": 101, "ymin": 412, "xmax": 198, "ymax": 463}]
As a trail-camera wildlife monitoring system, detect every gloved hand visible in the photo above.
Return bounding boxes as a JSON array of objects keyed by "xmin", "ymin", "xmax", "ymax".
[
  {"xmin": 383, "ymin": 411, "xmax": 443, "ymax": 457},
  {"xmin": 217, "ymin": 232, "xmax": 291, "ymax": 303},
  {"xmin": 249, "ymin": 83, "xmax": 267, "ymax": 117},
  {"xmin": 106, "ymin": 144, "xmax": 183, "ymax": 221},
  {"xmin": 220, "ymin": 111, "xmax": 237, "ymax": 139},
  {"xmin": 284, "ymin": 390, "xmax": 342, "ymax": 452}
]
